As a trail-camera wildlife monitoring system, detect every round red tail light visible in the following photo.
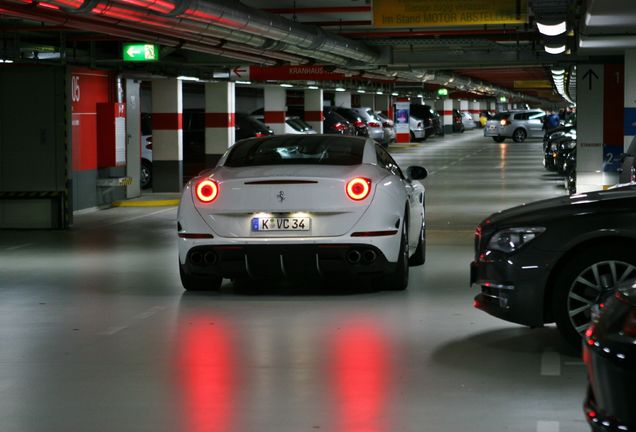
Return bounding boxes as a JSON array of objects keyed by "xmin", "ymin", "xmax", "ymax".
[
  {"xmin": 346, "ymin": 177, "xmax": 371, "ymax": 201},
  {"xmin": 195, "ymin": 179, "xmax": 219, "ymax": 203}
]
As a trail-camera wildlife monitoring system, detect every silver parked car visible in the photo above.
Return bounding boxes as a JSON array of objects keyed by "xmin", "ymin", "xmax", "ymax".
[
  {"xmin": 484, "ymin": 110, "xmax": 545, "ymax": 143},
  {"xmin": 349, "ymin": 107, "xmax": 386, "ymax": 144},
  {"xmin": 409, "ymin": 115, "xmax": 426, "ymax": 141},
  {"xmin": 375, "ymin": 111, "xmax": 396, "ymax": 145},
  {"xmin": 461, "ymin": 112, "xmax": 477, "ymax": 131}
]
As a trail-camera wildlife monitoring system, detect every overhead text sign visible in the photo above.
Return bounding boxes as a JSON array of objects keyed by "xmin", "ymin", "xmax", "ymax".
[
  {"xmin": 249, "ymin": 65, "xmax": 346, "ymax": 81},
  {"xmin": 372, "ymin": 0, "xmax": 528, "ymax": 28}
]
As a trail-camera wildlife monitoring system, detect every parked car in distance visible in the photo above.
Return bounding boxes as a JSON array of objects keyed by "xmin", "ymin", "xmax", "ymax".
[
  {"xmin": 410, "ymin": 104, "xmax": 442, "ymax": 137},
  {"xmin": 375, "ymin": 111, "xmax": 396, "ymax": 145},
  {"xmin": 583, "ymin": 278, "xmax": 636, "ymax": 432},
  {"xmin": 177, "ymin": 135, "xmax": 428, "ymax": 292},
  {"xmin": 471, "ymin": 184, "xmax": 636, "ymax": 347},
  {"xmin": 461, "ymin": 112, "xmax": 477, "ymax": 131},
  {"xmin": 453, "ymin": 110, "xmax": 477, "ymax": 132},
  {"xmin": 323, "ymin": 107, "xmax": 355, "ymax": 136},
  {"xmin": 251, "ymin": 111, "xmax": 317, "ymax": 135},
  {"xmin": 236, "ymin": 113, "xmax": 274, "ymax": 141},
  {"xmin": 347, "ymin": 107, "xmax": 387, "ymax": 144},
  {"xmin": 141, "ymin": 113, "xmax": 153, "ymax": 189},
  {"xmin": 479, "ymin": 111, "xmax": 493, "ymax": 128},
  {"xmin": 333, "ymin": 107, "xmax": 369, "ymax": 137},
  {"xmin": 484, "ymin": 110, "xmax": 545, "ymax": 143},
  {"xmin": 409, "ymin": 115, "xmax": 426, "ymax": 142}
]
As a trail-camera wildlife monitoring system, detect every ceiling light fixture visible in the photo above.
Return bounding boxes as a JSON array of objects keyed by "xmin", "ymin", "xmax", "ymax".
[
  {"xmin": 376, "ymin": 90, "xmax": 384, "ymax": 95},
  {"xmin": 357, "ymin": 89, "xmax": 366, "ymax": 93},
  {"xmin": 335, "ymin": 87, "xmax": 346, "ymax": 92},
  {"xmin": 280, "ymin": 83, "xmax": 293, "ymax": 88},
  {"xmin": 537, "ymin": 21, "xmax": 567, "ymax": 37},
  {"xmin": 307, "ymin": 85, "xmax": 319, "ymax": 90},
  {"xmin": 391, "ymin": 92, "xmax": 399, "ymax": 96},
  {"xmin": 235, "ymin": 80, "xmax": 251, "ymax": 85},
  {"xmin": 177, "ymin": 76, "xmax": 199, "ymax": 81}
]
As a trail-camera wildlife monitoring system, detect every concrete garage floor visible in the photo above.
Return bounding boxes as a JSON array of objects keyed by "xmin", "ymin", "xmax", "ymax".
[{"xmin": 0, "ymin": 130, "xmax": 588, "ymax": 432}]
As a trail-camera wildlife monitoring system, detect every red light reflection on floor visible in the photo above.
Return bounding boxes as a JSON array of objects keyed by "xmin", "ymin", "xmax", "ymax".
[
  {"xmin": 177, "ymin": 318, "xmax": 236, "ymax": 432},
  {"xmin": 329, "ymin": 320, "xmax": 391, "ymax": 432}
]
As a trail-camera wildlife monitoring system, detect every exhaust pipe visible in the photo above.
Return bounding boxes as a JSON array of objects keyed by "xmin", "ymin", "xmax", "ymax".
[
  {"xmin": 363, "ymin": 249, "xmax": 377, "ymax": 264},
  {"xmin": 190, "ymin": 251, "xmax": 203, "ymax": 265},
  {"xmin": 346, "ymin": 249, "xmax": 362, "ymax": 265},
  {"xmin": 204, "ymin": 251, "xmax": 218, "ymax": 265}
]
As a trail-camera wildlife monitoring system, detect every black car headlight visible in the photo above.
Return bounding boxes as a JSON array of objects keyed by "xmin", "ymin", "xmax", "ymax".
[{"xmin": 487, "ymin": 227, "xmax": 546, "ymax": 253}]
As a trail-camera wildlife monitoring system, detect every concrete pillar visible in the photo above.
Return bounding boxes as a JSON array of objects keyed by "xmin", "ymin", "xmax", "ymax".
[
  {"xmin": 459, "ymin": 100, "xmax": 469, "ymax": 111},
  {"xmin": 125, "ymin": 79, "xmax": 141, "ymax": 198},
  {"xmin": 204, "ymin": 81, "xmax": 235, "ymax": 168},
  {"xmin": 576, "ymin": 63, "xmax": 624, "ymax": 192},
  {"xmin": 624, "ymin": 50, "xmax": 636, "ymax": 182},
  {"xmin": 359, "ymin": 94, "xmax": 375, "ymax": 109},
  {"xmin": 304, "ymin": 88, "xmax": 323, "ymax": 133},
  {"xmin": 151, "ymin": 78, "xmax": 182, "ymax": 192},
  {"xmin": 264, "ymin": 86, "xmax": 286, "ymax": 135},
  {"xmin": 441, "ymin": 99, "xmax": 453, "ymax": 134},
  {"xmin": 489, "ymin": 101, "xmax": 497, "ymax": 112},
  {"xmin": 335, "ymin": 91, "xmax": 351, "ymax": 108},
  {"xmin": 470, "ymin": 101, "xmax": 481, "ymax": 126},
  {"xmin": 375, "ymin": 94, "xmax": 390, "ymax": 115}
]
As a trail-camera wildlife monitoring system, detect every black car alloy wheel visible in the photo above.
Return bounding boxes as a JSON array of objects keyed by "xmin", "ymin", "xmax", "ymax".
[
  {"xmin": 512, "ymin": 128, "xmax": 527, "ymax": 143},
  {"xmin": 552, "ymin": 245, "xmax": 636, "ymax": 346}
]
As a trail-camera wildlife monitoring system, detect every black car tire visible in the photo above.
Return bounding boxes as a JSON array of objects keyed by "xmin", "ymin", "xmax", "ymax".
[
  {"xmin": 408, "ymin": 221, "xmax": 426, "ymax": 266},
  {"xmin": 385, "ymin": 212, "xmax": 409, "ymax": 291},
  {"xmin": 512, "ymin": 128, "xmax": 527, "ymax": 143},
  {"xmin": 492, "ymin": 136, "xmax": 505, "ymax": 143},
  {"xmin": 179, "ymin": 262, "xmax": 222, "ymax": 291},
  {"xmin": 551, "ymin": 244, "xmax": 636, "ymax": 347},
  {"xmin": 141, "ymin": 159, "xmax": 152, "ymax": 190},
  {"xmin": 410, "ymin": 131, "xmax": 416, "ymax": 142}
]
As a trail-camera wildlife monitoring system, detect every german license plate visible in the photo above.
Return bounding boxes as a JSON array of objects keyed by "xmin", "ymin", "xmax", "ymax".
[{"xmin": 251, "ymin": 217, "xmax": 311, "ymax": 231}]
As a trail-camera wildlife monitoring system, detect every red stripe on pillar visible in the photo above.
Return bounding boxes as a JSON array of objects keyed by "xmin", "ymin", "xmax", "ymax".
[
  {"xmin": 264, "ymin": 111, "xmax": 286, "ymax": 123},
  {"xmin": 206, "ymin": 113, "xmax": 236, "ymax": 128},
  {"xmin": 304, "ymin": 111, "xmax": 323, "ymax": 122},
  {"xmin": 442, "ymin": 110, "xmax": 453, "ymax": 115},
  {"xmin": 152, "ymin": 113, "xmax": 182, "ymax": 130},
  {"xmin": 396, "ymin": 133, "xmax": 410, "ymax": 143},
  {"xmin": 603, "ymin": 64, "xmax": 624, "ymax": 147}
]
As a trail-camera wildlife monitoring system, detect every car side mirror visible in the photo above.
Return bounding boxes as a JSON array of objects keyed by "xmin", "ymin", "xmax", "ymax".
[{"xmin": 406, "ymin": 166, "xmax": 428, "ymax": 180}]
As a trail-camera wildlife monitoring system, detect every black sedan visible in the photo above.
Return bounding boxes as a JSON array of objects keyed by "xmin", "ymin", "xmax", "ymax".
[
  {"xmin": 584, "ymin": 278, "xmax": 636, "ymax": 431},
  {"xmin": 471, "ymin": 185, "xmax": 636, "ymax": 347}
]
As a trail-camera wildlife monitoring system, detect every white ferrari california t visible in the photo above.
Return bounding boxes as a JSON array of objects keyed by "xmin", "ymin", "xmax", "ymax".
[{"xmin": 177, "ymin": 135, "xmax": 428, "ymax": 291}]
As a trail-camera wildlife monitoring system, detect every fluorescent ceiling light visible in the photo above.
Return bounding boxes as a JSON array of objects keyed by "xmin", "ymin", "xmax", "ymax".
[
  {"xmin": 235, "ymin": 80, "xmax": 251, "ymax": 85},
  {"xmin": 335, "ymin": 87, "xmax": 346, "ymax": 92},
  {"xmin": 391, "ymin": 92, "xmax": 399, "ymax": 96},
  {"xmin": 307, "ymin": 85, "xmax": 319, "ymax": 90},
  {"xmin": 0, "ymin": 59, "xmax": 14, "ymax": 63},
  {"xmin": 545, "ymin": 45, "xmax": 566, "ymax": 55},
  {"xmin": 417, "ymin": 94, "xmax": 423, "ymax": 98},
  {"xmin": 376, "ymin": 91, "xmax": 384, "ymax": 95},
  {"xmin": 537, "ymin": 21, "xmax": 567, "ymax": 36},
  {"xmin": 552, "ymin": 69, "xmax": 565, "ymax": 75},
  {"xmin": 280, "ymin": 83, "xmax": 293, "ymax": 88},
  {"xmin": 357, "ymin": 89, "xmax": 366, "ymax": 93},
  {"xmin": 177, "ymin": 76, "xmax": 199, "ymax": 81}
]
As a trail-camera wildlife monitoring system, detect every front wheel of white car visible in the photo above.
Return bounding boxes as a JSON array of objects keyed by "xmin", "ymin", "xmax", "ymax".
[
  {"xmin": 179, "ymin": 262, "xmax": 222, "ymax": 291},
  {"xmin": 384, "ymin": 214, "xmax": 409, "ymax": 291}
]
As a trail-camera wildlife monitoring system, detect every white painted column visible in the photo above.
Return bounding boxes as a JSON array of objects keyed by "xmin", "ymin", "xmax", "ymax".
[
  {"xmin": 335, "ymin": 91, "xmax": 351, "ymax": 108},
  {"xmin": 442, "ymin": 99, "xmax": 453, "ymax": 135},
  {"xmin": 264, "ymin": 86, "xmax": 286, "ymax": 135},
  {"xmin": 151, "ymin": 78, "xmax": 182, "ymax": 192},
  {"xmin": 470, "ymin": 101, "xmax": 481, "ymax": 126},
  {"xmin": 489, "ymin": 101, "xmax": 497, "ymax": 112},
  {"xmin": 205, "ymin": 81, "xmax": 235, "ymax": 167},
  {"xmin": 304, "ymin": 88, "xmax": 323, "ymax": 133},
  {"xmin": 576, "ymin": 64, "xmax": 605, "ymax": 192}
]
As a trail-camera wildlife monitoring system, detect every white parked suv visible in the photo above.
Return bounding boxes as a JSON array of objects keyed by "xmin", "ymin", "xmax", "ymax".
[{"xmin": 484, "ymin": 110, "xmax": 545, "ymax": 143}]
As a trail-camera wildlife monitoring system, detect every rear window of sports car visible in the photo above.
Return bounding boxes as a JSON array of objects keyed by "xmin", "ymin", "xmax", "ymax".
[{"xmin": 224, "ymin": 136, "xmax": 364, "ymax": 167}]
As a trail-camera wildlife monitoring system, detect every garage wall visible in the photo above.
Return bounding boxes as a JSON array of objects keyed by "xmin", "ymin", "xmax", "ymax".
[
  {"xmin": 0, "ymin": 64, "xmax": 68, "ymax": 228},
  {"xmin": 70, "ymin": 67, "xmax": 126, "ymax": 211}
]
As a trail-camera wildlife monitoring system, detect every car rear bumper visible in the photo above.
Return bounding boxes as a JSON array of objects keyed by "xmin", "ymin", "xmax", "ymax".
[{"xmin": 181, "ymin": 243, "xmax": 396, "ymax": 280}]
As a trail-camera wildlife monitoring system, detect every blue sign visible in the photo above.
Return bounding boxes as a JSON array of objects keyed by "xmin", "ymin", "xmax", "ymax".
[{"xmin": 603, "ymin": 144, "xmax": 623, "ymax": 172}]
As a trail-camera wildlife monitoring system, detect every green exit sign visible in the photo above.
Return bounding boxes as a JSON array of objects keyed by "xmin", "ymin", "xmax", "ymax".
[
  {"xmin": 499, "ymin": 96, "xmax": 508, "ymax": 102},
  {"xmin": 123, "ymin": 43, "xmax": 159, "ymax": 62},
  {"xmin": 437, "ymin": 88, "xmax": 448, "ymax": 97}
]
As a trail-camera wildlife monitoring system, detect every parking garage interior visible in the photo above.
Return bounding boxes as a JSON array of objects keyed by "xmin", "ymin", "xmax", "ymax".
[{"xmin": 1, "ymin": 1, "xmax": 635, "ymax": 431}]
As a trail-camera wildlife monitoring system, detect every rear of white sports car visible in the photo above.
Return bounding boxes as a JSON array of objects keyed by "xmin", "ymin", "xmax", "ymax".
[{"xmin": 177, "ymin": 135, "xmax": 423, "ymax": 290}]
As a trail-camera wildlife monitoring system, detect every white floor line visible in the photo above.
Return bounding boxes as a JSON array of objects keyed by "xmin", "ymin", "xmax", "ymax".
[
  {"xmin": 100, "ymin": 325, "xmax": 128, "ymax": 336},
  {"xmin": 5, "ymin": 243, "xmax": 33, "ymax": 251},
  {"xmin": 541, "ymin": 350, "xmax": 562, "ymax": 376},
  {"xmin": 132, "ymin": 306, "xmax": 165, "ymax": 320},
  {"xmin": 100, "ymin": 306, "xmax": 166, "ymax": 336},
  {"xmin": 102, "ymin": 207, "xmax": 175, "ymax": 227},
  {"xmin": 537, "ymin": 421, "xmax": 560, "ymax": 432}
]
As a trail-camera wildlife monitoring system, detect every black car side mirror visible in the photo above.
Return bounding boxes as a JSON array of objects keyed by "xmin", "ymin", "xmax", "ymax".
[{"xmin": 406, "ymin": 166, "xmax": 428, "ymax": 180}]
